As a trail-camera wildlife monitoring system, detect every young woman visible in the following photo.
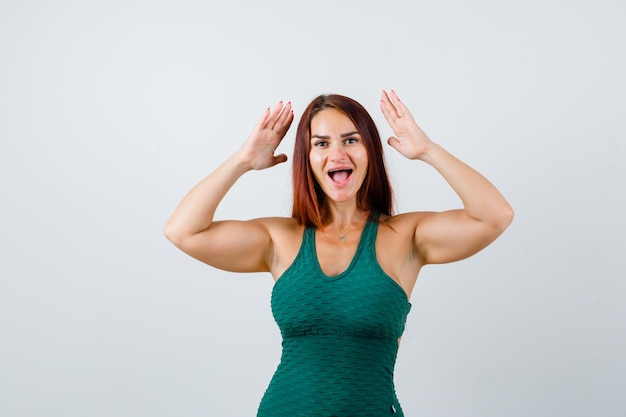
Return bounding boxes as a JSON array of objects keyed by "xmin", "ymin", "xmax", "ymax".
[{"xmin": 164, "ymin": 90, "xmax": 514, "ymax": 416}]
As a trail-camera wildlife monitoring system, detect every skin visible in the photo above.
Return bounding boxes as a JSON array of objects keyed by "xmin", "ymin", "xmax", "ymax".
[
  {"xmin": 164, "ymin": 91, "xmax": 514, "ymax": 300},
  {"xmin": 309, "ymin": 108, "xmax": 369, "ymax": 207}
]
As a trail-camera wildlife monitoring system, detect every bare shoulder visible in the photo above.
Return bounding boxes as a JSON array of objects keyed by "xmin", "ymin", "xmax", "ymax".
[
  {"xmin": 256, "ymin": 217, "xmax": 305, "ymax": 280},
  {"xmin": 380, "ymin": 211, "xmax": 431, "ymax": 232},
  {"xmin": 256, "ymin": 216, "xmax": 302, "ymax": 237},
  {"xmin": 377, "ymin": 212, "xmax": 427, "ymax": 251},
  {"xmin": 376, "ymin": 212, "xmax": 433, "ymax": 297},
  {"xmin": 380, "ymin": 211, "xmax": 443, "ymax": 257}
]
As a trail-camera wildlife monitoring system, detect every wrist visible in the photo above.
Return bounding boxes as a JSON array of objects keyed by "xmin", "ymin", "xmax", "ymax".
[
  {"xmin": 416, "ymin": 142, "xmax": 442, "ymax": 163},
  {"xmin": 228, "ymin": 150, "xmax": 255, "ymax": 175}
]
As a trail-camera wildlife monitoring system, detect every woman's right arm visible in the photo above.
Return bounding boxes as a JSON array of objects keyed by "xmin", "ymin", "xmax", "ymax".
[{"xmin": 163, "ymin": 101, "xmax": 293, "ymax": 272}]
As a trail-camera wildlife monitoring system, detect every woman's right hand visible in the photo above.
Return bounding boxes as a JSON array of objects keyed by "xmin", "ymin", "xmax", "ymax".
[{"xmin": 237, "ymin": 101, "xmax": 294, "ymax": 171}]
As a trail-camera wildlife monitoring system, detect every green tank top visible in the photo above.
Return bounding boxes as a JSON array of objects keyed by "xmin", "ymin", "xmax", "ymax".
[{"xmin": 257, "ymin": 214, "xmax": 412, "ymax": 417}]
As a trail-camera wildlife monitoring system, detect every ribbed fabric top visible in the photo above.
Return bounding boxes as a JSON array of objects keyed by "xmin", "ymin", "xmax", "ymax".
[{"xmin": 257, "ymin": 214, "xmax": 411, "ymax": 417}]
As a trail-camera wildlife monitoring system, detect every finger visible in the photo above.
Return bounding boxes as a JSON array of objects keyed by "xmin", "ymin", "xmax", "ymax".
[
  {"xmin": 272, "ymin": 101, "xmax": 294, "ymax": 131},
  {"xmin": 272, "ymin": 153, "xmax": 288, "ymax": 166},
  {"xmin": 265, "ymin": 100, "xmax": 285, "ymax": 129},
  {"xmin": 272, "ymin": 106, "xmax": 294, "ymax": 139},
  {"xmin": 387, "ymin": 136, "xmax": 402, "ymax": 152},
  {"xmin": 282, "ymin": 107, "xmax": 295, "ymax": 131},
  {"xmin": 274, "ymin": 101, "xmax": 292, "ymax": 127},
  {"xmin": 385, "ymin": 89, "xmax": 409, "ymax": 116},
  {"xmin": 390, "ymin": 89, "xmax": 401, "ymax": 103},
  {"xmin": 388, "ymin": 90, "xmax": 404, "ymax": 118},
  {"xmin": 380, "ymin": 91, "xmax": 395, "ymax": 120},
  {"xmin": 380, "ymin": 105, "xmax": 401, "ymax": 135},
  {"xmin": 380, "ymin": 90, "xmax": 401, "ymax": 120},
  {"xmin": 254, "ymin": 107, "xmax": 272, "ymax": 131},
  {"xmin": 267, "ymin": 101, "xmax": 285, "ymax": 128},
  {"xmin": 389, "ymin": 90, "xmax": 417, "ymax": 122},
  {"xmin": 380, "ymin": 90, "xmax": 393, "ymax": 112}
]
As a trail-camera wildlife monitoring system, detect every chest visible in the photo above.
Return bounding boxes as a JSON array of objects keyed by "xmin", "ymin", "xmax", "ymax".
[
  {"xmin": 314, "ymin": 225, "xmax": 420, "ymax": 297},
  {"xmin": 314, "ymin": 233, "xmax": 361, "ymax": 277},
  {"xmin": 271, "ymin": 260, "xmax": 409, "ymax": 339}
]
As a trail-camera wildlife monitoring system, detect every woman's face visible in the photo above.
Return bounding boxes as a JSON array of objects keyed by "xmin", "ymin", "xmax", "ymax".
[{"xmin": 309, "ymin": 108, "xmax": 368, "ymax": 204}]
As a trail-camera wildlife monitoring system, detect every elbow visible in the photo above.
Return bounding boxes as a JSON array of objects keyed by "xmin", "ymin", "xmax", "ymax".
[
  {"xmin": 163, "ymin": 223, "xmax": 185, "ymax": 247},
  {"xmin": 495, "ymin": 203, "xmax": 515, "ymax": 233},
  {"xmin": 163, "ymin": 225, "xmax": 176, "ymax": 244}
]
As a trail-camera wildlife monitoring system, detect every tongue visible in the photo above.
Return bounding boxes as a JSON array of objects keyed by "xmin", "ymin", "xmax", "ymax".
[{"xmin": 331, "ymin": 171, "xmax": 350, "ymax": 182}]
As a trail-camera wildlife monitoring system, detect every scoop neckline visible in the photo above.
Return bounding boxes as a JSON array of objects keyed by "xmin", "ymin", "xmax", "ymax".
[{"xmin": 310, "ymin": 217, "xmax": 373, "ymax": 280}]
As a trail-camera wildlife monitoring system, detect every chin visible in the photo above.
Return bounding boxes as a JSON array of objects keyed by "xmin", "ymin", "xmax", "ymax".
[{"xmin": 326, "ymin": 191, "xmax": 357, "ymax": 203}]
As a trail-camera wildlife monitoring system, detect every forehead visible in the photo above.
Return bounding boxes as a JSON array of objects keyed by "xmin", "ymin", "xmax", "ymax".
[{"xmin": 310, "ymin": 108, "xmax": 358, "ymax": 136}]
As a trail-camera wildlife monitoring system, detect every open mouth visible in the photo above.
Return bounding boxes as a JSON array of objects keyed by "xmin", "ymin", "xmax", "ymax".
[{"xmin": 328, "ymin": 168, "xmax": 353, "ymax": 184}]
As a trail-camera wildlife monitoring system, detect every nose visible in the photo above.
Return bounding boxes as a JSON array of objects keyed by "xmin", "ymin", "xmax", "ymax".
[{"xmin": 329, "ymin": 142, "xmax": 347, "ymax": 162}]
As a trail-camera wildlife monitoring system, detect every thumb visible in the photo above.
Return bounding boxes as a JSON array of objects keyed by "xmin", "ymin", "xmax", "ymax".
[
  {"xmin": 272, "ymin": 153, "xmax": 288, "ymax": 166},
  {"xmin": 387, "ymin": 136, "xmax": 401, "ymax": 151}
]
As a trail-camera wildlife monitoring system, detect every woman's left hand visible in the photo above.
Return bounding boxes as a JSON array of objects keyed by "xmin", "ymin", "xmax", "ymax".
[{"xmin": 380, "ymin": 90, "xmax": 433, "ymax": 160}]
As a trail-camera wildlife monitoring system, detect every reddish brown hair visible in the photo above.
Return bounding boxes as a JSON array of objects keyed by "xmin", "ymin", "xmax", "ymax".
[{"xmin": 291, "ymin": 94, "xmax": 394, "ymax": 227}]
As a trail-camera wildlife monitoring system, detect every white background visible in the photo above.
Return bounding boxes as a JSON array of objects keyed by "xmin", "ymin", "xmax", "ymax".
[{"xmin": 1, "ymin": 0, "xmax": 624, "ymax": 416}]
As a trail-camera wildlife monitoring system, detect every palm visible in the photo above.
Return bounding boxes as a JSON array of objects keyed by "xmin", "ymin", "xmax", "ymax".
[
  {"xmin": 240, "ymin": 102, "xmax": 294, "ymax": 170},
  {"xmin": 380, "ymin": 90, "xmax": 432, "ymax": 160}
]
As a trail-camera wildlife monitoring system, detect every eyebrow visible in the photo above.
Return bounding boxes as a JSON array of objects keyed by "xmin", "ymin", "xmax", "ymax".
[{"xmin": 310, "ymin": 131, "xmax": 360, "ymax": 140}]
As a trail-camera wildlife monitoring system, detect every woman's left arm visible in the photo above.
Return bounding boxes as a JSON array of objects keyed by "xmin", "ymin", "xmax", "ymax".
[{"xmin": 380, "ymin": 90, "xmax": 514, "ymax": 265}]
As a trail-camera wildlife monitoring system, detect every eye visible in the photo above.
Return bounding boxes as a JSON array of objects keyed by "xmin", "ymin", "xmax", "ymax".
[
  {"xmin": 344, "ymin": 137, "xmax": 359, "ymax": 145},
  {"xmin": 313, "ymin": 140, "xmax": 328, "ymax": 147}
]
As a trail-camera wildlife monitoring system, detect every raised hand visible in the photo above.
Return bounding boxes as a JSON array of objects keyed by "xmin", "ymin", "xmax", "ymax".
[
  {"xmin": 380, "ymin": 90, "xmax": 433, "ymax": 161},
  {"xmin": 238, "ymin": 101, "xmax": 294, "ymax": 170}
]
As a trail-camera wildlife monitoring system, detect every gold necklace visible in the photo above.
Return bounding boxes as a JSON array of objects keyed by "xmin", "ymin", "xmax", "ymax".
[{"xmin": 330, "ymin": 223, "xmax": 353, "ymax": 243}]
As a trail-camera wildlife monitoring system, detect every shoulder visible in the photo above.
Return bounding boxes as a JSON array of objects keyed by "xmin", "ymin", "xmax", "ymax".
[
  {"xmin": 379, "ymin": 211, "xmax": 432, "ymax": 232},
  {"xmin": 255, "ymin": 216, "xmax": 305, "ymax": 249},
  {"xmin": 256, "ymin": 217, "xmax": 305, "ymax": 280},
  {"xmin": 256, "ymin": 216, "xmax": 302, "ymax": 234},
  {"xmin": 376, "ymin": 212, "xmax": 426, "ymax": 245},
  {"xmin": 374, "ymin": 212, "xmax": 431, "ymax": 295},
  {"xmin": 378, "ymin": 211, "xmax": 442, "ymax": 257}
]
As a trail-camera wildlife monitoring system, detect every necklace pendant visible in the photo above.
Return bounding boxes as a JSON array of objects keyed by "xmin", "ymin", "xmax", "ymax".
[{"xmin": 339, "ymin": 235, "xmax": 347, "ymax": 243}]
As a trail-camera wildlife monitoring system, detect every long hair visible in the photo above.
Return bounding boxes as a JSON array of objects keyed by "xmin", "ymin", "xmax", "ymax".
[{"xmin": 291, "ymin": 94, "xmax": 394, "ymax": 227}]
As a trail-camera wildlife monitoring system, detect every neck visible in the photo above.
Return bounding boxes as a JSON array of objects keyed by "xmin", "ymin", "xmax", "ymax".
[{"xmin": 325, "ymin": 202, "xmax": 366, "ymax": 229}]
